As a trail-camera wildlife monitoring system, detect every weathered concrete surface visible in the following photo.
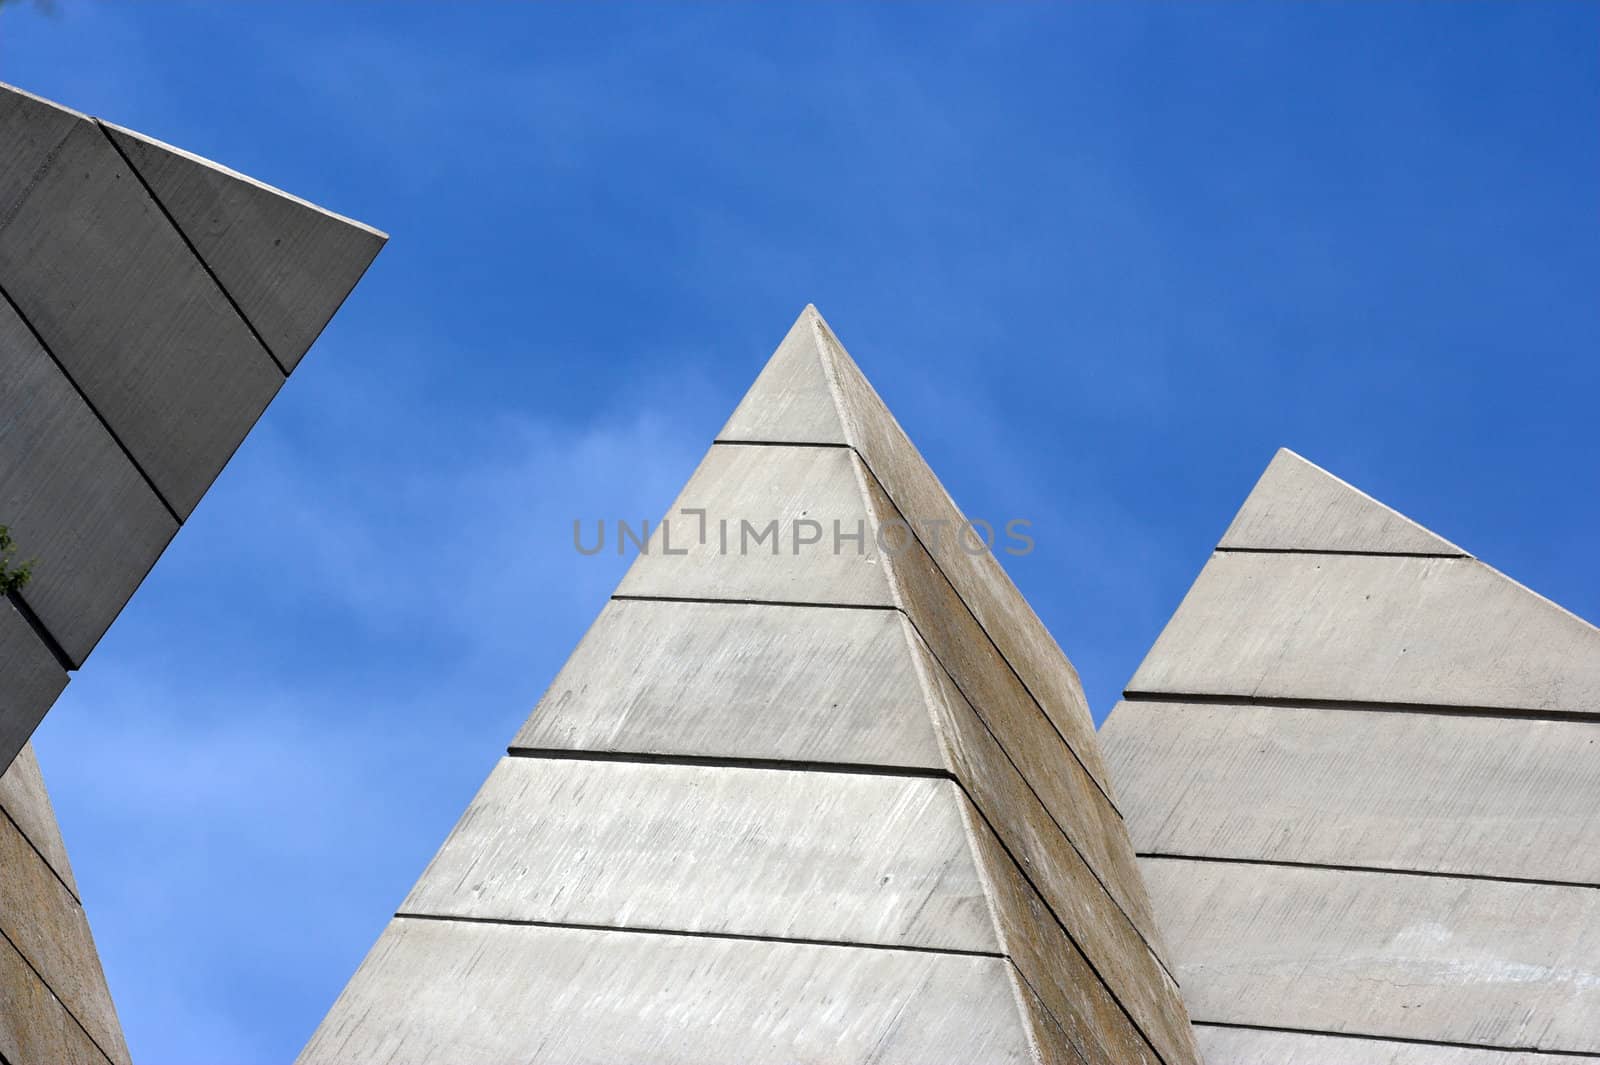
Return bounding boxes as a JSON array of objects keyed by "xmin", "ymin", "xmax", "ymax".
[
  {"xmin": 0, "ymin": 804, "xmax": 128, "ymax": 1063},
  {"xmin": 1218, "ymin": 448, "xmax": 1466, "ymax": 555},
  {"xmin": 1195, "ymin": 1026, "xmax": 1600, "ymax": 1065},
  {"xmin": 299, "ymin": 917, "xmax": 1052, "ymax": 1065},
  {"xmin": 516, "ymin": 599, "xmax": 946, "ymax": 768},
  {"xmin": 615, "ymin": 443, "xmax": 896, "ymax": 607},
  {"xmin": 405, "ymin": 757, "xmax": 1000, "ymax": 952},
  {"xmin": 103, "ymin": 123, "xmax": 385, "ymax": 372},
  {"xmin": 0, "ymin": 931, "xmax": 109, "ymax": 1065},
  {"xmin": 0, "ymin": 742, "xmax": 77, "ymax": 897},
  {"xmin": 1103, "ymin": 699, "xmax": 1600, "ymax": 884},
  {"xmin": 0, "ymin": 294, "xmax": 176, "ymax": 666},
  {"xmin": 1144, "ymin": 857, "xmax": 1600, "ymax": 1053},
  {"xmin": 0, "ymin": 600, "xmax": 67, "ymax": 774},
  {"xmin": 714, "ymin": 308, "xmax": 1115, "ymax": 806},
  {"xmin": 1128, "ymin": 552, "xmax": 1600, "ymax": 714},
  {"xmin": 0, "ymin": 92, "xmax": 284, "ymax": 518}
]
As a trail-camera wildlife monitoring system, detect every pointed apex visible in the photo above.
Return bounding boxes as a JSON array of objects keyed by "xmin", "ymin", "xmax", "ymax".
[
  {"xmin": 1220, "ymin": 448, "xmax": 1467, "ymax": 556},
  {"xmin": 717, "ymin": 307, "xmax": 849, "ymax": 445}
]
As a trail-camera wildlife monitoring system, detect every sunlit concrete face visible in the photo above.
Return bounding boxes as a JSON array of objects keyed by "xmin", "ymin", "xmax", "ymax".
[
  {"xmin": 0, "ymin": 80, "xmax": 384, "ymax": 1065},
  {"xmin": 0, "ymin": 80, "xmax": 385, "ymax": 773},
  {"xmin": 300, "ymin": 307, "xmax": 1201, "ymax": 1065},
  {"xmin": 1102, "ymin": 448, "xmax": 1600, "ymax": 1061}
]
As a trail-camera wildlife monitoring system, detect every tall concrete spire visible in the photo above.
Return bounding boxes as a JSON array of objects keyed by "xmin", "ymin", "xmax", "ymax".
[
  {"xmin": 300, "ymin": 307, "xmax": 1200, "ymax": 1065},
  {"xmin": 1103, "ymin": 449, "xmax": 1600, "ymax": 1062}
]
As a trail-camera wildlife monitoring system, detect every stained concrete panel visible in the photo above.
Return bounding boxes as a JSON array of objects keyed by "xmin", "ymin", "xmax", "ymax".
[
  {"xmin": 716, "ymin": 310, "xmax": 848, "ymax": 445},
  {"xmin": 0, "ymin": 742, "xmax": 77, "ymax": 898},
  {"xmin": 0, "ymin": 931, "xmax": 109, "ymax": 1065},
  {"xmin": 0, "ymin": 105, "xmax": 283, "ymax": 518},
  {"xmin": 1194, "ymin": 1025, "xmax": 1600, "ymax": 1065},
  {"xmin": 1128, "ymin": 552, "xmax": 1600, "ymax": 714},
  {"xmin": 404, "ymin": 758, "xmax": 1000, "ymax": 953},
  {"xmin": 103, "ymin": 123, "xmax": 385, "ymax": 372},
  {"xmin": 0, "ymin": 813, "xmax": 128, "ymax": 1064},
  {"xmin": 0, "ymin": 83, "xmax": 83, "ymax": 209},
  {"xmin": 1102, "ymin": 699, "xmax": 1600, "ymax": 884},
  {"xmin": 0, "ymin": 600, "xmax": 67, "ymax": 775},
  {"xmin": 515, "ymin": 599, "xmax": 945, "ymax": 769},
  {"xmin": 614, "ymin": 444, "xmax": 896, "ymax": 607},
  {"xmin": 0, "ymin": 294, "xmax": 177, "ymax": 666},
  {"xmin": 297, "ymin": 917, "xmax": 1047, "ymax": 1065},
  {"xmin": 1218, "ymin": 448, "xmax": 1466, "ymax": 555},
  {"xmin": 1144, "ymin": 857, "xmax": 1600, "ymax": 1053}
]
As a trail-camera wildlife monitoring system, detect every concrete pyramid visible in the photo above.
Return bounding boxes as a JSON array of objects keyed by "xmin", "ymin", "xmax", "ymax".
[
  {"xmin": 0, "ymin": 743, "xmax": 129, "ymax": 1065},
  {"xmin": 299, "ymin": 308, "xmax": 1200, "ymax": 1065},
  {"xmin": 1103, "ymin": 450, "xmax": 1600, "ymax": 1062}
]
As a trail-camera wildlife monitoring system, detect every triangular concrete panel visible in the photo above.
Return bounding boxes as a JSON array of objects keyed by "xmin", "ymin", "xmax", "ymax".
[
  {"xmin": 1219, "ymin": 448, "xmax": 1465, "ymax": 556},
  {"xmin": 301, "ymin": 309, "xmax": 1199, "ymax": 1065},
  {"xmin": 102, "ymin": 122, "xmax": 386, "ymax": 372}
]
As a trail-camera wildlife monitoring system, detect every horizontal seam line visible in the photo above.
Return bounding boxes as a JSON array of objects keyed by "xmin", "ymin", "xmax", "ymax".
[
  {"xmin": 505, "ymin": 748, "xmax": 954, "ymax": 779},
  {"xmin": 711, "ymin": 438, "xmax": 853, "ymax": 449},
  {"xmin": 392, "ymin": 912, "xmax": 1006, "ymax": 959},
  {"xmin": 0, "ymin": 925, "xmax": 119, "ymax": 1065},
  {"xmin": 1214, "ymin": 546, "xmax": 1470, "ymax": 558},
  {"xmin": 1137, "ymin": 852, "xmax": 1600, "ymax": 890},
  {"xmin": 610, "ymin": 593, "xmax": 899, "ymax": 611},
  {"xmin": 0, "ymin": 803, "xmax": 81, "ymax": 904},
  {"xmin": 1191, "ymin": 1019, "xmax": 1600, "ymax": 1058},
  {"xmin": 1120, "ymin": 691, "xmax": 1600, "ymax": 724}
]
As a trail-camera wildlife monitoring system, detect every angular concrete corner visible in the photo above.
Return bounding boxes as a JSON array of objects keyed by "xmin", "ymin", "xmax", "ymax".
[
  {"xmin": 300, "ymin": 308, "xmax": 1200, "ymax": 1065},
  {"xmin": 1103, "ymin": 448, "xmax": 1600, "ymax": 1059},
  {"xmin": 0, "ymin": 79, "xmax": 384, "ymax": 770}
]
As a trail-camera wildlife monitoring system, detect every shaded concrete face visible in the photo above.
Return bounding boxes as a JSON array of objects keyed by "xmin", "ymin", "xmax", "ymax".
[
  {"xmin": 1102, "ymin": 449, "xmax": 1600, "ymax": 1060},
  {"xmin": 0, "ymin": 80, "xmax": 384, "ymax": 770},
  {"xmin": 301, "ymin": 307, "xmax": 1200, "ymax": 1065}
]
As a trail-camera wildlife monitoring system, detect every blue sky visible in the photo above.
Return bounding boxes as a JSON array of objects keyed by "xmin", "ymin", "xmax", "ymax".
[{"xmin": 4, "ymin": 2, "xmax": 1597, "ymax": 1061}]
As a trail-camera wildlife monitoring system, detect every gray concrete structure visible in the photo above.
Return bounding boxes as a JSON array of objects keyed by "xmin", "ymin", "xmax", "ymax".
[
  {"xmin": 1102, "ymin": 448, "xmax": 1600, "ymax": 1061},
  {"xmin": 0, "ymin": 80, "xmax": 385, "ymax": 770},
  {"xmin": 300, "ymin": 308, "xmax": 1200, "ymax": 1065},
  {"xmin": 1, "ymin": 80, "xmax": 383, "ymax": 1065}
]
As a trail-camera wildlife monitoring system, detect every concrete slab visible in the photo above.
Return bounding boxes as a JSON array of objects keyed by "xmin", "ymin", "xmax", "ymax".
[
  {"xmin": 614, "ymin": 443, "xmax": 896, "ymax": 606},
  {"xmin": 1144, "ymin": 857, "xmax": 1600, "ymax": 1053},
  {"xmin": 0, "ymin": 930, "xmax": 110, "ymax": 1065},
  {"xmin": 0, "ymin": 599, "xmax": 67, "ymax": 775},
  {"xmin": 0, "ymin": 742, "xmax": 77, "ymax": 898},
  {"xmin": 1128, "ymin": 553, "xmax": 1600, "ymax": 714},
  {"xmin": 1194, "ymin": 1025, "xmax": 1600, "ymax": 1065},
  {"xmin": 0, "ymin": 115, "xmax": 283, "ymax": 517},
  {"xmin": 1102, "ymin": 699, "xmax": 1600, "ymax": 884},
  {"xmin": 515, "ymin": 599, "xmax": 945, "ymax": 769},
  {"xmin": 717, "ymin": 309, "xmax": 848, "ymax": 445},
  {"xmin": 403, "ymin": 757, "xmax": 1000, "ymax": 953},
  {"xmin": 0, "ymin": 294, "xmax": 177, "ymax": 666},
  {"xmin": 1218, "ymin": 449, "xmax": 1466, "ymax": 555},
  {"xmin": 297, "ymin": 917, "xmax": 1046, "ymax": 1065},
  {"xmin": 0, "ymin": 812, "xmax": 128, "ymax": 1064},
  {"xmin": 102, "ymin": 123, "xmax": 385, "ymax": 372}
]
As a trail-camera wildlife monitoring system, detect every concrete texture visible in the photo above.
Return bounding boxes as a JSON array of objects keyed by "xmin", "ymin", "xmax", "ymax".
[
  {"xmin": 1144, "ymin": 857, "xmax": 1600, "ymax": 1053},
  {"xmin": 517, "ymin": 599, "xmax": 947, "ymax": 768},
  {"xmin": 0, "ymin": 599, "xmax": 67, "ymax": 774},
  {"xmin": 299, "ymin": 918, "xmax": 1054, "ymax": 1065},
  {"xmin": 1194, "ymin": 1026, "xmax": 1600, "ymax": 1065},
  {"xmin": 0, "ymin": 99, "xmax": 284, "ymax": 518},
  {"xmin": 403, "ymin": 757, "xmax": 1001, "ymax": 952},
  {"xmin": 0, "ymin": 742, "xmax": 77, "ymax": 898},
  {"xmin": 103, "ymin": 123, "xmax": 386, "ymax": 372},
  {"xmin": 0, "ymin": 932, "xmax": 109, "ymax": 1065},
  {"xmin": 303, "ymin": 307, "xmax": 1198, "ymax": 1064},
  {"xmin": 1128, "ymin": 552, "xmax": 1600, "ymax": 714},
  {"xmin": 0, "ymin": 792, "xmax": 129, "ymax": 1064},
  {"xmin": 1218, "ymin": 448, "xmax": 1466, "ymax": 555},
  {"xmin": 0, "ymin": 293, "xmax": 176, "ymax": 666},
  {"xmin": 1104, "ymin": 698, "xmax": 1600, "ymax": 885}
]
